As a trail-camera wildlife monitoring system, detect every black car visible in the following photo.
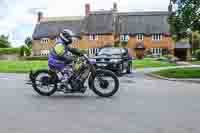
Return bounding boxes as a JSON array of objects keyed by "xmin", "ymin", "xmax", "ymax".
[{"xmin": 91, "ymin": 47, "xmax": 132, "ymax": 75}]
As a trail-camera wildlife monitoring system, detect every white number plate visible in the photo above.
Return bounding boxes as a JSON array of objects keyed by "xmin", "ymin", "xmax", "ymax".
[{"xmin": 97, "ymin": 64, "xmax": 107, "ymax": 67}]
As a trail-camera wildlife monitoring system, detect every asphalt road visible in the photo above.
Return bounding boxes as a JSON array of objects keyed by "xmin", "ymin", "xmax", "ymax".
[{"xmin": 0, "ymin": 72, "xmax": 200, "ymax": 133}]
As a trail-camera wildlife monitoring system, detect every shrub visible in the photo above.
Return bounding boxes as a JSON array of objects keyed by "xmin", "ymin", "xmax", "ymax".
[
  {"xmin": 20, "ymin": 46, "xmax": 25, "ymax": 56},
  {"xmin": 24, "ymin": 47, "xmax": 31, "ymax": 56},
  {"xmin": 0, "ymin": 48, "xmax": 20, "ymax": 54},
  {"xmin": 162, "ymin": 49, "xmax": 171, "ymax": 55},
  {"xmin": 121, "ymin": 41, "xmax": 128, "ymax": 47},
  {"xmin": 22, "ymin": 56, "xmax": 48, "ymax": 61},
  {"xmin": 195, "ymin": 49, "xmax": 200, "ymax": 60},
  {"xmin": 165, "ymin": 54, "xmax": 174, "ymax": 60},
  {"xmin": 114, "ymin": 40, "xmax": 120, "ymax": 47}
]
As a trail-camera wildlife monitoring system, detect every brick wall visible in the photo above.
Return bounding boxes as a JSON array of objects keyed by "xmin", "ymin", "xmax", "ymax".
[
  {"xmin": 32, "ymin": 34, "xmax": 174, "ymax": 57},
  {"xmin": 32, "ymin": 39, "xmax": 56, "ymax": 56},
  {"xmin": 74, "ymin": 34, "xmax": 115, "ymax": 48},
  {"xmin": 127, "ymin": 35, "xmax": 174, "ymax": 49}
]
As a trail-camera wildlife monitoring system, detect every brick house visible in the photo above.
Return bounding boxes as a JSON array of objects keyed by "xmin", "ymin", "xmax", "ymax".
[
  {"xmin": 32, "ymin": 3, "xmax": 175, "ymax": 58},
  {"xmin": 32, "ymin": 16, "xmax": 83, "ymax": 56}
]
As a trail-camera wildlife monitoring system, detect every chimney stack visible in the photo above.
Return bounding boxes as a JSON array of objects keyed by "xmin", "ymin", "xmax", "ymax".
[
  {"xmin": 113, "ymin": 2, "xmax": 117, "ymax": 12},
  {"xmin": 37, "ymin": 11, "xmax": 43, "ymax": 23},
  {"xmin": 85, "ymin": 3, "xmax": 90, "ymax": 16}
]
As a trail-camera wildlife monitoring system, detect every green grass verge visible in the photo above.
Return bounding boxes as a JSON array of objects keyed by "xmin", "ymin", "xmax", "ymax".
[
  {"xmin": 190, "ymin": 61, "xmax": 200, "ymax": 65},
  {"xmin": 0, "ymin": 60, "xmax": 48, "ymax": 73},
  {"xmin": 132, "ymin": 58, "xmax": 176, "ymax": 68},
  {"xmin": 152, "ymin": 67, "xmax": 200, "ymax": 78},
  {"xmin": 0, "ymin": 58, "xmax": 176, "ymax": 73}
]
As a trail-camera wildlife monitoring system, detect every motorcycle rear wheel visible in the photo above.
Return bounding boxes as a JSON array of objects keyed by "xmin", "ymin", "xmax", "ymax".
[{"xmin": 32, "ymin": 70, "xmax": 58, "ymax": 96}]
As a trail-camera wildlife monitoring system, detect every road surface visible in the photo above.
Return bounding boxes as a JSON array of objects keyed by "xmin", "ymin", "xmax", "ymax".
[{"xmin": 0, "ymin": 72, "xmax": 200, "ymax": 133}]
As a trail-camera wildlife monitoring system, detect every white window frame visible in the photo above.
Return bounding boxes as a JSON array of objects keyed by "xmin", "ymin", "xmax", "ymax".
[
  {"xmin": 152, "ymin": 34, "xmax": 162, "ymax": 41},
  {"xmin": 151, "ymin": 48, "xmax": 162, "ymax": 56},
  {"xmin": 137, "ymin": 34, "xmax": 144, "ymax": 41},
  {"xmin": 40, "ymin": 50, "xmax": 49, "ymax": 56},
  {"xmin": 41, "ymin": 38, "xmax": 49, "ymax": 44},
  {"xmin": 120, "ymin": 35, "xmax": 129, "ymax": 42},
  {"xmin": 88, "ymin": 48, "xmax": 100, "ymax": 57},
  {"xmin": 89, "ymin": 34, "xmax": 98, "ymax": 40}
]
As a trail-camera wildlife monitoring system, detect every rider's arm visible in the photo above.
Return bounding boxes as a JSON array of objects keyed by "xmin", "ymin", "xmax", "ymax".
[{"xmin": 65, "ymin": 45, "xmax": 83, "ymax": 56}]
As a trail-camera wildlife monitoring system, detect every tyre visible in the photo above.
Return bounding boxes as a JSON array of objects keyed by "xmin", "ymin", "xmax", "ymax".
[
  {"xmin": 89, "ymin": 69, "xmax": 119, "ymax": 97},
  {"xmin": 117, "ymin": 63, "xmax": 124, "ymax": 76},
  {"xmin": 126, "ymin": 62, "xmax": 132, "ymax": 74},
  {"xmin": 32, "ymin": 69, "xmax": 58, "ymax": 96}
]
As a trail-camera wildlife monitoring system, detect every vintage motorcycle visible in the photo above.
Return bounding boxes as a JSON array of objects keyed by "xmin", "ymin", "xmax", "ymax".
[{"xmin": 27, "ymin": 54, "xmax": 119, "ymax": 97}]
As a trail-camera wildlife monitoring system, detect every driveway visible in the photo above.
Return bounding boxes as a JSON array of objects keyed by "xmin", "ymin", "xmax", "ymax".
[{"xmin": 0, "ymin": 72, "xmax": 200, "ymax": 133}]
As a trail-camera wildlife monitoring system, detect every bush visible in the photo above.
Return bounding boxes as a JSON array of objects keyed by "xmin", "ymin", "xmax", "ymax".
[
  {"xmin": 22, "ymin": 56, "xmax": 48, "ymax": 61},
  {"xmin": 195, "ymin": 49, "xmax": 200, "ymax": 60},
  {"xmin": 121, "ymin": 41, "xmax": 128, "ymax": 47},
  {"xmin": 162, "ymin": 49, "xmax": 171, "ymax": 55},
  {"xmin": 20, "ymin": 46, "xmax": 25, "ymax": 56},
  {"xmin": 155, "ymin": 56, "xmax": 168, "ymax": 62},
  {"xmin": 24, "ymin": 47, "xmax": 31, "ymax": 56},
  {"xmin": 0, "ymin": 48, "xmax": 20, "ymax": 54},
  {"xmin": 165, "ymin": 54, "xmax": 174, "ymax": 60}
]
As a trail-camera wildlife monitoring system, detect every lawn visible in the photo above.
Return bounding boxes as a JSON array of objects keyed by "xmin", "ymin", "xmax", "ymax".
[
  {"xmin": 132, "ymin": 58, "xmax": 176, "ymax": 68},
  {"xmin": 153, "ymin": 67, "xmax": 200, "ymax": 78},
  {"xmin": 190, "ymin": 60, "xmax": 200, "ymax": 65},
  {"xmin": 0, "ymin": 58, "xmax": 176, "ymax": 73},
  {"xmin": 0, "ymin": 60, "xmax": 48, "ymax": 73}
]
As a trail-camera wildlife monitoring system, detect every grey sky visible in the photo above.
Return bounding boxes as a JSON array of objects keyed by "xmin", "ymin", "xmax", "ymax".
[{"xmin": 0, "ymin": 0, "xmax": 170, "ymax": 46}]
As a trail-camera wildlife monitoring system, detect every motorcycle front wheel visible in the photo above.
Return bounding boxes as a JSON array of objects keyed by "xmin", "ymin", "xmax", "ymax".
[{"xmin": 89, "ymin": 69, "xmax": 119, "ymax": 97}]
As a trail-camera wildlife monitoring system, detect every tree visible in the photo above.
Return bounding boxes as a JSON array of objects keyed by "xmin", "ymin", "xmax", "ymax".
[
  {"xmin": 168, "ymin": 0, "xmax": 200, "ymax": 40},
  {"xmin": 0, "ymin": 35, "xmax": 11, "ymax": 48},
  {"xmin": 25, "ymin": 37, "xmax": 32, "ymax": 49},
  {"xmin": 192, "ymin": 31, "xmax": 200, "ymax": 53}
]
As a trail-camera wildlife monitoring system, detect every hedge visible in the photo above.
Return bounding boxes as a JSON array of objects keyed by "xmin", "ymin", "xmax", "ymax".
[
  {"xmin": 0, "ymin": 48, "xmax": 20, "ymax": 54},
  {"xmin": 22, "ymin": 56, "xmax": 48, "ymax": 61},
  {"xmin": 195, "ymin": 49, "xmax": 200, "ymax": 60}
]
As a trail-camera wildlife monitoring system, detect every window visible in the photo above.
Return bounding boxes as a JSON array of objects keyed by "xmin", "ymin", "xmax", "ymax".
[
  {"xmin": 151, "ymin": 48, "xmax": 162, "ymax": 56},
  {"xmin": 88, "ymin": 48, "xmax": 100, "ymax": 57},
  {"xmin": 40, "ymin": 50, "xmax": 49, "ymax": 56},
  {"xmin": 137, "ymin": 34, "xmax": 144, "ymax": 41},
  {"xmin": 152, "ymin": 34, "xmax": 162, "ymax": 41},
  {"xmin": 120, "ymin": 35, "xmax": 129, "ymax": 42},
  {"xmin": 41, "ymin": 38, "xmax": 49, "ymax": 44},
  {"xmin": 89, "ymin": 34, "xmax": 98, "ymax": 40}
]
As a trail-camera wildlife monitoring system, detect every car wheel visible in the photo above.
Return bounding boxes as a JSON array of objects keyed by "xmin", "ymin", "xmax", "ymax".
[
  {"xmin": 126, "ymin": 63, "xmax": 132, "ymax": 74},
  {"xmin": 117, "ymin": 63, "xmax": 124, "ymax": 76}
]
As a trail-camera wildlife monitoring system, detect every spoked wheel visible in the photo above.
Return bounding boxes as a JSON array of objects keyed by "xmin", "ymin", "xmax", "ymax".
[
  {"xmin": 90, "ymin": 70, "xmax": 119, "ymax": 97},
  {"xmin": 32, "ymin": 70, "xmax": 57, "ymax": 96}
]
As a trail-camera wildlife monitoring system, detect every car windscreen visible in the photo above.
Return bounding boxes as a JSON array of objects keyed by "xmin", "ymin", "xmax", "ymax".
[{"xmin": 98, "ymin": 48, "xmax": 121, "ymax": 55}]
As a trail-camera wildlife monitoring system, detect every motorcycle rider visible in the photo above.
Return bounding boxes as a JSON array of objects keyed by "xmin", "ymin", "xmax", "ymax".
[{"xmin": 48, "ymin": 29, "xmax": 84, "ymax": 91}]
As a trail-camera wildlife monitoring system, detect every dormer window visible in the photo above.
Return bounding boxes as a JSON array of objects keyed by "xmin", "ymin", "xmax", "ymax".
[
  {"xmin": 137, "ymin": 34, "xmax": 144, "ymax": 41},
  {"xmin": 41, "ymin": 38, "xmax": 49, "ymax": 44},
  {"xmin": 120, "ymin": 35, "xmax": 129, "ymax": 42},
  {"xmin": 89, "ymin": 34, "xmax": 98, "ymax": 40}
]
